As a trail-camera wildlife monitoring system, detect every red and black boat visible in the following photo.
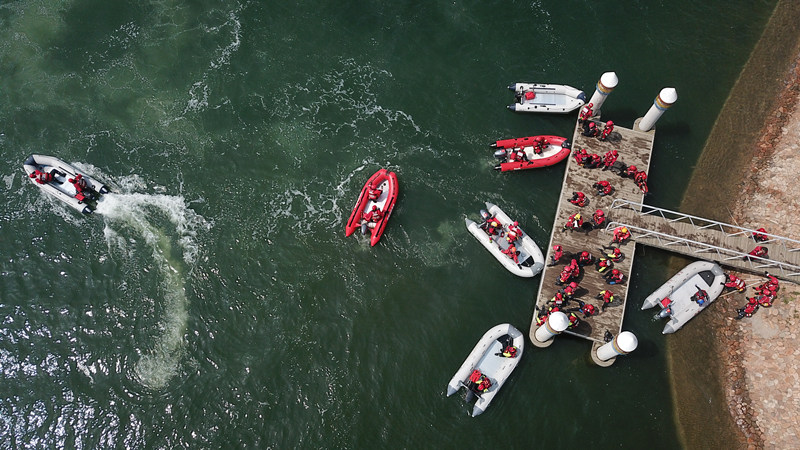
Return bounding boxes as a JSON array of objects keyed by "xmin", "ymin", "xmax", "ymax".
[
  {"xmin": 490, "ymin": 135, "xmax": 570, "ymax": 171},
  {"xmin": 345, "ymin": 168, "xmax": 398, "ymax": 246}
]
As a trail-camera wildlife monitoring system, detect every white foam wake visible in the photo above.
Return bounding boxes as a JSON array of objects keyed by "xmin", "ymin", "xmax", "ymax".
[{"xmin": 95, "ymin": 191, "xmax": 209, "ymax": 389}]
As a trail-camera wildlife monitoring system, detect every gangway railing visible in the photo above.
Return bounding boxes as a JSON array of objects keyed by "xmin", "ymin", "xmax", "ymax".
[{"xmin": 604, "ymin": 199, "xmax": 800, "ymax": 280}]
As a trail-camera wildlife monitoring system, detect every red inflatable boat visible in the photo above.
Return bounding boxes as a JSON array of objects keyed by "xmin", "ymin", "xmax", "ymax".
[
  {"xmin": 345, "ymin": 168, "xmax": 399, "ymax": 246},
  {"xmin": 490, "ymin": 135, "xmax": 570, "ymax": 171}
]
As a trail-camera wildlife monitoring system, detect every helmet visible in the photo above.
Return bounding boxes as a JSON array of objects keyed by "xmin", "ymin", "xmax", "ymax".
[
  {"xmin": 570, "ymin": 259, "xmax": 577, "ymax": 266},
  {"xmin": 588, "ymin": 103, "xmax": 593, "ymax": 107},
  {"xmin": 595, "ymin": 209, "xmax": 604, "ymax": 216},
  {"xmin": 612, "ymin": 269, "xmax": 620, "ymax": 275},
  {"xmin": 554, "ymin": 245, "xmax": 562, "ymax": 251},
  {"xmin": 575, "ymin": 214, "xmax": 581, "ymax": 219},
  {"xmin": 628, "ymin": 165, "xmax": 637, "ymax": 171},
  {"xmin": 569, "ymin": 282, "xmax": 578, "ymax": 289},
  {"xmin": 613, "ymin": 248, "xmax": 621, "ymax": 254},
  {"xmin": 513, "ymin": 221, "xmax": 518, "ymax": 226},
  {"xmin": 607, "ymin": 121, "xmax": 613, "ymax": 126},
  {"xmin": 372, "ymin": 205, "xmax": 378, "ymax": 211},
  {"xmin": 621, "ymin": 227, "xmax": 628, "ymax": 233},
  {"xmin": 491, "ymin": 221, "xmax": 499, "ymax": 227},
  {"xmin": 589, "ymin": 122, "xmax": 596, "ymax": 128},
  {"xmin": 581, "ymin": 251, "xmax": 589, "ymax": 257},
  {"xmin": 612, "ymin": 150, "xmax": 618, "ymax": 155},
  {"xmin": 555, "ymin": 292, "xmax": 563, "ymax": 299}
]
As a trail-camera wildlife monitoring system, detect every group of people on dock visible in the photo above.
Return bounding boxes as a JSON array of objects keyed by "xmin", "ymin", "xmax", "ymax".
[{"xmin": 732, "ymin": 272, "xmax": 781, "ymax": 320}]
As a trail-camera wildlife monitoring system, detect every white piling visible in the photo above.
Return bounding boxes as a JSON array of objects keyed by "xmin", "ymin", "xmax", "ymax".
[
  {"xmin": 587, "ymin": 72, "xmax": 618, "ymax": 116},
  {"xmin": 637, "ymin": 87, "xmax": 677, "ymax": 132},
  {"xmin": 531, "ymin": 311, "xmax": 569, "ymax": 348},
  {"xmin": 593, "ymin": 331, "xmax": 638, "ymax": 367}
]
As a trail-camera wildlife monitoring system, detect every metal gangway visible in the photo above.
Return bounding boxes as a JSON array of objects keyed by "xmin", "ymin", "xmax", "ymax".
[{"xmin": 604, "ymin": 199, "xmax": 800, "ymax": 282}]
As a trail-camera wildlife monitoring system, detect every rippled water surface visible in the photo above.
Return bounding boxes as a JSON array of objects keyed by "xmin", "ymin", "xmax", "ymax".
[{"xmin": 0, "ymin": 0, "xmax": 776, "ymax": 447}]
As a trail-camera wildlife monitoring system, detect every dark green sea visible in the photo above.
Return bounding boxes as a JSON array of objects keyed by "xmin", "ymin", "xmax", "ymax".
[{"xmin": 0, "ymin": 0, "xmax": 777, "ymax": 447}]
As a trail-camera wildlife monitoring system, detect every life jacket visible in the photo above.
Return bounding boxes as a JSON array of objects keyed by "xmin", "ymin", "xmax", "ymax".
[
  {"xmin": 469, "ymin": 370, "xmax": 482, "ymax": 383},
  {"xmin": 524, "ymin": 91, "xmax": 535, "ymax": 100},
  {"xmin": 600, "ymin": 290, "xmax": 614, "ymax": 303},
  {"xmin": 503, "ymin": 346, "xmax": 518, "ymax": 358},
  {"xmin": 370, "ymin": 210, "xmax": 382, "ymax": 222},
  {"xmin": 568, "ymin": 313, "xmax": 579, "ymax": 328},
  {"xmin": 583, "ymin": 304, "xmax": 596, "ymax": 316}
]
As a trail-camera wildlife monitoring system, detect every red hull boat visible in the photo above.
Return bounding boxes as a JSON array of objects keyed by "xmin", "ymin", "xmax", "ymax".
[
  {"xmin": 490, "ymin": 135, "xmax": 570, "ymax": 171},
  {"xmin": 345, "ymin": 168, "xmax": 399, "ymax": 246}
]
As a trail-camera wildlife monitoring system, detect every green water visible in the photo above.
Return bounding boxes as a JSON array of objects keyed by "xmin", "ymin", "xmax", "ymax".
[{"xmin": 0, "ymin": 0, "xmax": 777, "ymax": 447}]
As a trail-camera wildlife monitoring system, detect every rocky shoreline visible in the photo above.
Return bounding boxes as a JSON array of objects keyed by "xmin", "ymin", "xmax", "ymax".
[{"xmin": 678, "ymin": 1, "xmax": 800, "ymax": 448}]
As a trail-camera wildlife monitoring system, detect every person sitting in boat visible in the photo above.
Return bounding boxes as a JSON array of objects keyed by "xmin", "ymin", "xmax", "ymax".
[
  {"xmin": 752, "ymin": 227, "xmax": 769, "ymax": 242},
  {"xmin": 507, "ymin": 146, "xmax": 527, "ymax": 162},
  {"xmin": 501, "ymin": 345, "xmax": 518, "ymax": 358},
  {"xmin": 599, "ymin": 121, "xmax": 615, "ymax": 141},
  {"xmin": 612, "ymin": 226, "xmax": 631, "ymax": 244},
  {"xmin": 623, "ymin": 165, "xmax": 638, "ymax": 178},
  {"xmin": 577, "ymin": 251, "xmax": 595, "ymax": 266},
  {"xmin": 593, "ymin": 180, "xmax": 614, "ymax": 196},
  {"xmin": 578, "ymin": 103, "xmax": 594, "ymax": 123},
  {"xmin": 597, "ymin": 289, "xmax": 615, "ymax": 310},
  {"xmin": 468, "ymin": 369, "xmax": 484, "ymax": 390},
  {"xmin": 362, "ymin": 205, "xmax": 383, "ymax": 228},
  {"xmin": 532, "ymin": 137, "xmax": 547, "ymax": 155},
  {"xmin": 582, "ymin": 121, "xmax": 599, "ymax": 138},
  {"xmin": 602, "ymin": 149, "xmax": 618, "ymax": 170},
  {"xmin": 596, "ymin": 257, "xmax": 614, "ymax": 273},
  {"xmin": 735, "ymin": 297, "xmax": 759, "ymax": 320},
  {"xmin": 573, "ymin": 148, "xmax": 589, "ymax": 165},
  {"xmin": 505, "ymin": 222, "xmax": 521, "ymax": 244},
  {"xmin": 577, "ymin": 300, "xmax": 596, "ymax": 318},
  {"xmin": 605, "ymin": 269, "xmax": 624, "ymax": 285},
  {"xmin": 562, "ymin": 213, "xmax": 583, "ymax": 232},
  {"xmin": 568, "ymin": 191, "xmax": 588, "ymax": 207},
  {"xmin": 567, "ymin": 312, "xmax": 581, "ymax": 329},
  {"xmin": 501, "ymin": 243, "xmax": 520, "ymax": 264},
  {"xmin": 745, "ymin": 245, "xmax": 768, "ymax": 260},
  {"xmin": 69, "ymin": 173, "xmax": 88, "ymax": 192},
  {"xmin": 591, "ymin": 209, "xmax": 607, "ymax": 229},
  {"xmin": 477, "ymin": 376, "xmax": 492, "ymax": 393},
  {"xmin": 723, "ymin": 274, "xmax": 747, "ymax": 293},
  {"xmin": 691, "ymin": 286, "xmax": 709, "ymax": 306},
  {"xmin": 481, "ymin": 217, "xmax": 501, "ymax": 236},
  {"xmin": 587, "ymin": 153, "xmax": 603, "ymax": 169},
  {"xmin": 560, "ymin": 281, "xmax": 579, "ymax": 299},
  {"xmin": 549, "ymin": 244, "xmax": 564, "ymax": 267},
  {"xmin": 366, "ymin": 182, "xmax": 382, "ymax": 201},
  {"xmin": 29, "ymin": 169, "xmax": 54, "ymax": 185},
  {"xmin": 634, "ymin": 170, "xmax": 649, "ymax": 194}
]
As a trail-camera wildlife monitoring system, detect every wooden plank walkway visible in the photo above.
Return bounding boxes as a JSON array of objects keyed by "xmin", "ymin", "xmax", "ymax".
[
  {"xmin": 606, "ymin": 204, "xmax": 800, "ymax": 280},
  {"xmin": 530, "ymin": 117, "xmax": 655, "ymax": 343}
]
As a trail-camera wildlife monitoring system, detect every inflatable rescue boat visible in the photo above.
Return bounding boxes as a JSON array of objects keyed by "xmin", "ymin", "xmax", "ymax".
[
  {"xmin": 446, "ymin": 323, "xmax": 524, "ymax": 417},
  {"xmin": 345, "ymin": 168, "xmax": 398, "ymax": 246},
  {"xmin": 490, "ymin": 135, "xmax": 570, "ymax": 171},
  {"xmin": 465, "ymin": 202, "xmax": 544, "ymax": 278},
  {"xmin": 23, "ymin": 154, "xmax": 110, "ymax": 214},
  {"xmin": 641, "ymin": 261, "xmax": 726, "ymax": 334},
  {"xmin": 507, "ymin": 83, "xmax": 586, "ymax": 113}
]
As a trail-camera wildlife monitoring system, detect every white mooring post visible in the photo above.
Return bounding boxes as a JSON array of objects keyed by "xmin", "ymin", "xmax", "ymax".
[
  {"xmin": 637, "ymin": 87, "xmax": 677, "ymax": 132},
  {"xmin": 587, "ymin": 72, "xmax": 618, "ymax": 116},
  {"xmin": 592, "ymin": 331, "xmax": 638, "ymax": 366},
  {"xmin": 531, "ymin": 311, "xmax": 569, "ymax": 348}
]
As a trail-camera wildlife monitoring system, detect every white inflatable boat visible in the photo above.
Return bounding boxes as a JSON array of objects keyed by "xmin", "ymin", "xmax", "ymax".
[
  {"xmin": 446, "ymin": 323, "xmax": 524, "ymax": 417},
  {"xmin": 23, "ymin": 154, "xmax": 110, "ymax": 214},
  {"xmin": 507, "ymin": 82, "xmax": 586, "ymax": 113},
  {"xmin": 641, "ymin": 261, "xmax": 726, "ymax": 334},
  {"xmin": 465, "ymin": 202, "xmax": 544, "ymax": 278}
]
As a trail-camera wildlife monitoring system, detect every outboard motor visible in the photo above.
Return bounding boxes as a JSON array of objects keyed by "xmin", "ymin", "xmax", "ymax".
[
  {"xmin": 657, "ymin": 307, "xmax": 672, "ymax": 320},
  {"xmin": 479, "ymin": 209, "xmax": 491, "ymax": 222},
  {"xmin": 493, "ymin": 149, "xmax": 508, "ymax": 160}
]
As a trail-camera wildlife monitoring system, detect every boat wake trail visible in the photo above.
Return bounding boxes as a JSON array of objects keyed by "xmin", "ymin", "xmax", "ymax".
[{"xmin": 95, "ymin": 189, "xmax": 209, "ymax": 389}]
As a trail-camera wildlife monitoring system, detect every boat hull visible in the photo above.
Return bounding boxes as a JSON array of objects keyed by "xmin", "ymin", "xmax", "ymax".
[
  {"xmin": 642, "ymin": 261, "xmax": 726, "ymax": 334},
  {"xmin": 345, "ymin": 168, "xmax": 399, "ymax": 246},
  {"xmin": 491, "ymin": 135, "xmax": 570, "ymax": 171},
  {"xmin": 465, "ymin": 202, "xmax": 544, "ymax": 278},
  {"xmin": 23, "ymin": 154, "xmax": 109, "ymax": 215},
  {"xmin": 507, "ymin": 83, "xmax": 586, "ymax": 114},
  {"xmin": 446, "ymin": 323, "xmax": 524, "ymax": 417}
]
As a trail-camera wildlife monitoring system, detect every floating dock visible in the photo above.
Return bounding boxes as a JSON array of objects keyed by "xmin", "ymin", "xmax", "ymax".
[{"xmin": 530, "ymin": 117, "xmax": 655, "ymax": 345}]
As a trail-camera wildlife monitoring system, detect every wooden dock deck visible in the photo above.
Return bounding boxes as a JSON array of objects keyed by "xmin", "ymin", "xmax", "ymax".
[{"xmin": 530, "ymin": 117, "xmax": 655, "ymax": 343}]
